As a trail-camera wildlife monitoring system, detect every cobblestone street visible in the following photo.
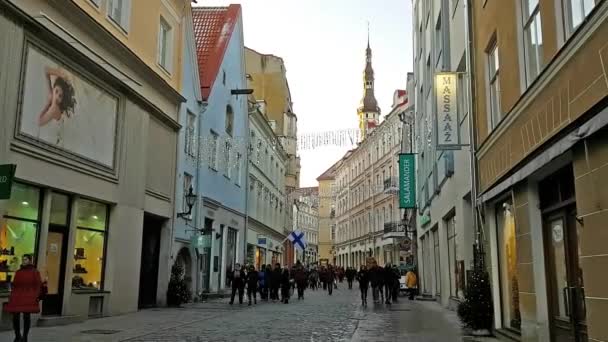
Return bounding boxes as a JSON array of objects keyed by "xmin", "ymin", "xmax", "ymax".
[{"xmin": 0, "ymin": 284, "xmax": 463, "ymax": 342}]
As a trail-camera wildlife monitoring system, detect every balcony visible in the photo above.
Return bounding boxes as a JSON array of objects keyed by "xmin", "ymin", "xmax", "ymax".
[
  {"xmin": 383, "ymin": 221, "xmax": 406, "ymax": 239},
  {"xmin": 383, "ymin": 177, "xmax": 399, "ymax": 195}
]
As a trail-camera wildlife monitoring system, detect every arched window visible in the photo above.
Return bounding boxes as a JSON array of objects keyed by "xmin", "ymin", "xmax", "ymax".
[{"xmin": 225, "ymin": 105, "xmax": 234, "ymax": 136}]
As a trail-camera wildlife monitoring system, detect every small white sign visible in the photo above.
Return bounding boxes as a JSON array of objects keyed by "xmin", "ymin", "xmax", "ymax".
[
  {"xmin": 435, "ymin": 73, "xmax": 460, "ymax": 148},
  {"xmin": 49, "ymin": 243, "xmax": 58, "ymax": 254}
]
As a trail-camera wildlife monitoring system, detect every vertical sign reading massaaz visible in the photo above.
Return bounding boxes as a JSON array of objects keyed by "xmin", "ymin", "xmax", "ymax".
[
  {"xmin": 399, "ymin": 153, "xmax": 416, "ymax": 209},
  {"xmin": 18, "ymin": 45, "xmax": 118, "ymax": 168},
  {"xmin": 435, "ymin": 72, "xmax": 460, "ymax": 149}
]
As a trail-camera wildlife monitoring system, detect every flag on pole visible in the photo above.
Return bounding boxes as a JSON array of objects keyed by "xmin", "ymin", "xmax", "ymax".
[{"xmin": 287, "ymin": 230, "xmax": 307, "ymax": 251}]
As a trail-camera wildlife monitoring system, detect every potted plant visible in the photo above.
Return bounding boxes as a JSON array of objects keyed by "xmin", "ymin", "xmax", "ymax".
[
  {"xmin": 166, "ymin": 262, "xmax": 191, "ymax": 307},
  {"xmin": 457, "ymin": 269, "xmax": 493, "ymax": 336}
]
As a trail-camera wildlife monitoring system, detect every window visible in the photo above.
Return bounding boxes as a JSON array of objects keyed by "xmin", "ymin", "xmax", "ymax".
[
  {"xmin": 222, "ymin": 70, "xmax": 226, "ymax": 85},
  {"xmin": 426, "ymin": 56, "xmax": 431, "ymax": 97},
  {"xmin": 224, "ymin": 140, "xmax": 232, "ymax": 178},
  {"xmin": 209, "ymin": 131, "xmax": 218, "ymax": 170},
  {"xmin": 183, "ymin": 173, "xmax": 193, "ymax": 219},
  {"xmin": 487, "ymin": 41, "xmax": 502, "ymax": 130},
  {"xmin": 563, "ymin": 0, "xmax": 596, "ymax": 35},
  {"xmin": 446, "ymin": 214, "xmax": 460, "ymax": 298},
  {"xmin": 497, "ymin": 200, "xmax": 521, "ymax": 330},
  {"xmin": 73, "ymin": 199, "xmax": 109, "ymax": 290},
  {"xmin": 107, "ymin": 0, "xmax": 130, "ymax": 32},
  {"xmin": 521, "ymin": 0, "xmax": 543, "ymax": 86},
  {"xmin": 225, "ymin": 105, "xmax": 234, "ymax": 136},
  {"xmin": 185, "ymin": 111, "xmax": 197, "ymax": 157},
  {"xmin": 435, "ymin": 12, "xmax": 443, "ymax": 67},
  {"xmin": 235, "ymin": 153, "xmax": 242, "ymax": 186},
  {"xmin": 433, "ymin": 228, "xmax": 441, "ymax": 295},
  {"xmin": 158, "ymin": 17, "xmax": 172, "ymax": 72},
  {"xmin": 0, "ymin": 183, "xmax": 41, "ymax": 293}
]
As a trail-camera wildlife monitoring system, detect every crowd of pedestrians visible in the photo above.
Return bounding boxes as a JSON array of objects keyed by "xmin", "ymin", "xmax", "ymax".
[{"xmin": 225, "ymin": 260, "xmax": 418, "ymax": 309}]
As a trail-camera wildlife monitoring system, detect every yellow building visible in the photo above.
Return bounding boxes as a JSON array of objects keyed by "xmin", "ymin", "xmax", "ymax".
[
  {"xmin": 317, "ymin": 162, "xmax": 339, "ymax": 263},
  {"xmin": 245, "ymin": 47, "xmax": 300, "ymax": 190},
  {"xmin": 72, "ymin": 0, "xmax": 186, "ymax": 93}
]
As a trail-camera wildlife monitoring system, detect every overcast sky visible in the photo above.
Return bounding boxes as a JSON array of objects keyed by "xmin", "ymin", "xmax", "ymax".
[{"xmin": 197, "ymin": 0, "xmax": 413, "ymax": 187}]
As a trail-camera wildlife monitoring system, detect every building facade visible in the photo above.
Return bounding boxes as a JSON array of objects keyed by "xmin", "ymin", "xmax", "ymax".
[
  {"xmin": 0, "ymin": 0, "xmax": 187, "ymax": 324},
  {"xmin": 331, "ymin": 39, "xmax": 410, "ymax": 269},
  {"xmin": 246, "ymin": 98, "xmax": 288, "ymax": 269},
  {"xmin": 317, "ymin": 163, "xmax": 339, "ymax": 264},
  {"xmin": 192, "ymin": 5, "xmax": 248, "ymax": 293},
  {"xmin": 411, "ymin": 0, "xmax": 475, "ymax": 310},
  {"xmin": 472, "ymin": 1, "xmax": 608, "ymax": 341},
  {"xmin": 293, "ymin": 187, "xmax": 319, "ymax": 265}
]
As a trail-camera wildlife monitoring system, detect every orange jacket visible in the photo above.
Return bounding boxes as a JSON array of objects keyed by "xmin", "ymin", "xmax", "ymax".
[{"xmin": 405, "ymin": 271, "xmax": 417, "ymax": 288}]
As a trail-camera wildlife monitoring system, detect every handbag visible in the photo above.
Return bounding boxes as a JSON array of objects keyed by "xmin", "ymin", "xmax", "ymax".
[{"xmin": 39, "ymin": 281, "xmax": 48, "ymax": 301}]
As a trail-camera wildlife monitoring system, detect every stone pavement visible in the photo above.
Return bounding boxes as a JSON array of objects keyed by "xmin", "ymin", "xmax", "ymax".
[{"xmin": 0, "ymin": 284, "xmax": 464, "ymax": 342}]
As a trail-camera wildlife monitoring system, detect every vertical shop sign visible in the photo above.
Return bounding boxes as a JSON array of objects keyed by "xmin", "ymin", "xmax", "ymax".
[
  {"xmin": 399, "ymin": 154, "xmax": 416, "ymax": 208},
  {"xmin": 435, "ymin": 72, "xmax": 460, "ymax": 149}
]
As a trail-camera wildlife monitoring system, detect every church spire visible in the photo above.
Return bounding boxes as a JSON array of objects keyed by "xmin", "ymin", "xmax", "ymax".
[{"xmin": 358, "ymin": 27, "xmax": 380, "ymax": 140}]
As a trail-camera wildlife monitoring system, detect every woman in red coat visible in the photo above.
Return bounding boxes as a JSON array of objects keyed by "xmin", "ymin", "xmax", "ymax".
[{"xmin": 5, "ymin": 254, "xmax": 42, "ymax": 342}]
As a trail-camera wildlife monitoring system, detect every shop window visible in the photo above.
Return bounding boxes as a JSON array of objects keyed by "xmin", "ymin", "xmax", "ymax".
[
  {"xmin": 0, "ymin": 183, "xmax": 41, "ymax": 293},
  {"xmin": 72, "ymin": 199, "xmax": 108, "ymax": 291},
  {"xmin": 497, "ymin": 200, "xmax": 521, "ymax": 331}
]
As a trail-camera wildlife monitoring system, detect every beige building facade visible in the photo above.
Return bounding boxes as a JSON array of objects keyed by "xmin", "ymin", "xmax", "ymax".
[
  {"xmin": 0, "ymin": 0, "xmax": 186, "ymax": 326},
  {"xmin": 473, "ymin": 1, "xmax": 608, "ymax": 341}
]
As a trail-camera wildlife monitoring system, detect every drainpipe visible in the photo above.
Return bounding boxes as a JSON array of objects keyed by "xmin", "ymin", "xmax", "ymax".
[{"xmin": 463, "ymin": 0, "xmax": 482, "ymax": 269}]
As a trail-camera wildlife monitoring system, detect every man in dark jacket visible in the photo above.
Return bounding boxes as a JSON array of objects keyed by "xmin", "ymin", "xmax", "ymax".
[
  {"xmin": 346, "ymin": 267, "xmax": 356, "ymax": 289},
  {"xmin": 228, "ymin": 263, "xmax": 246, "ymax": 305},
  {"xmin": 246, "ymin": 265, "xmax": 258, "ymax": 306},
  {"xmin": 280, "ymin": 267, "xmax": 291, "ymax": 304},
  {"xmin": 357, "ymin": 265, "xmax": 370, "ymax": 306},
  {"xmin": 293, "ymin": 261, "xmax": 307, "ymax": 300},
  {"xmin": 326, "ymin": 265, "xmax": 335, "ymax": 295},
  {"xmin": 271, "ymin": 263, "xmax": 282, "ymax": 301},
  {"xmin": 370, "ymin": 265, "xmax": 381, "ymax": 303},
  {"xmin": 383, "ymin": 263, "xmax": 396, "ymax": 304}
]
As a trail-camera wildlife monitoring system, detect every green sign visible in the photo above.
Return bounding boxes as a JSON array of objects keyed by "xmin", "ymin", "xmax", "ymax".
[
  {"xmin": 399, "ymin": 154, "xmax": 416, "ymax": 208},
  {"xmin": 0, "ymin": 164, "xmax": 17, "ymax": 200}
]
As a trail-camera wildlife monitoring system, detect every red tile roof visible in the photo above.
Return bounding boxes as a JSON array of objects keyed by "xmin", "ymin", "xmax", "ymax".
[{"xmin": 192, "ymin": 5, "xmax": 241, "ymax": 100}]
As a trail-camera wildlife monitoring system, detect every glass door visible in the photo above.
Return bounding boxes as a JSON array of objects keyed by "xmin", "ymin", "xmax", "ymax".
[{"xmin": 544, "ymin": 207, "xmax": 587, "ymax": 342}]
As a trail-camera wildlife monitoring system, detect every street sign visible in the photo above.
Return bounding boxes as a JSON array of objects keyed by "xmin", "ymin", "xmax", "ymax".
[
  {"xmin": 0, "ymin": 164, "xmax": 17, "ymax": 200},
  {"xmin": 258, "ymin": 237, "xmax": 267, "ymax": 245},
  {"xmin": 399, "ymin": 154, "xmax": 416, "ymax": 208},
  {"xmin": 435, "ymin": 72, "xmax": 461, "ymax": 149}
]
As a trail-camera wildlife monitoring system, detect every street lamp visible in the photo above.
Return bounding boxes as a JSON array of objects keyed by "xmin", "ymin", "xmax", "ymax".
[{"xmin": 177, "ymin": 186, "xmax": 197, "ymax": 219}]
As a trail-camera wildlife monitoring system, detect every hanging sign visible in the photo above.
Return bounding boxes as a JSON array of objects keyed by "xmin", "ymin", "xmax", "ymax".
[
  {"xmin": 399, "ymin": 153, "xmax": 416, "ymax": 208},
  {"xmin": 0, "ymin": 164, "xmax": 17, "ymax": 200},
  {"xmin": 435, "ymin": 73, "xmax": 460, "ymax": 149}
]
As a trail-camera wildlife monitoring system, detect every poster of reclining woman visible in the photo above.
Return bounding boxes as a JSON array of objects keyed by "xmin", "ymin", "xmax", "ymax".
[{"xmin": 19, "ymin": 45, "xmax": 118, "ymax": 168}]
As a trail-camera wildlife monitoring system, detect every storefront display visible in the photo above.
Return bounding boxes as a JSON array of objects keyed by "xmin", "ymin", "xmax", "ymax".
[
  {"xmin": 72, "ymin": 198, "xmax": 108, "ymax": 291},
  {"xmin": 497, "ymin": 200, "xmax": 520, "ymax": 331},
  {"xmin": 0, "ymin": 183, "xmax": 40, "ymax": 293}
]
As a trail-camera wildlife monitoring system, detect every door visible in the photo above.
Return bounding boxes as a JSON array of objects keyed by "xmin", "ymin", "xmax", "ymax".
[
  {"xmin": 138, "ymin": 217, "xmax": 161, "ymax": 309},
  {"xmin": 545, "ymin": 207, "xmax": 587, "ymax": 342},
  {"xmin": 42, "ymin": 228, "xmax": 68, "ymax": 315}
]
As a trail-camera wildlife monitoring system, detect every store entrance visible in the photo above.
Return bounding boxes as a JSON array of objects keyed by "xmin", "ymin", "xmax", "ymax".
[
  {"xmin": 138, "ymin": 214, "xmax": 162, "ymax": 309},
  {"xmin": 42, "ymin": 226, "xmax": 68, "ymax": 316},
  {"xmin": 540, "ymin": 166, "xmax": 587, "ymax": 342}
]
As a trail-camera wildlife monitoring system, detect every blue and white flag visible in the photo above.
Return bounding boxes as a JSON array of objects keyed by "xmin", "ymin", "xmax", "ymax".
[{"xmin": 287, "ymin": 230, "xmax": 307, "ymax": 251}]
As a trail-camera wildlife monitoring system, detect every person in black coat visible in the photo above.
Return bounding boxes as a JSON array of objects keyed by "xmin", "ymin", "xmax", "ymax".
[
  {"xmin": 228, "ymin": 263, "xmax": 246, "ymax": 305},
  {"xmin": 246, "ymin": 265, "xmax": 259, "ymax": 306},
  {"xmin": 369, "ymin": 265, "xmax": 381, "ymax": 303},
  {"xmin": 346, "ymin": 267, "xmax": 356, "ymax": 289},
  {"xmin": 383, "ymin": 263, "xmax": 395, "ymax": 304},
  {"xmin": 271, "ymin": 263, "xmax": 282, "ymax": 301},
  {"xmin": 357, "ymin": 265, "xmax": 370, "ymax": 306},
  {"xmin": 280, "ymin": 267, "xmax": 291, "ymax": 304}
]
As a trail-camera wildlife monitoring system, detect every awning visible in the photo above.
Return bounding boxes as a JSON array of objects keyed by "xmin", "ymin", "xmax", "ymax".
[{"xmin": 478, "ymin": 106, "xmax": 608, "ymax": 204}]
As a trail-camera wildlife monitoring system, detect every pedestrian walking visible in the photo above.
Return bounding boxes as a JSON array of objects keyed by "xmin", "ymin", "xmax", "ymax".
[
  {"xmin": 258, "ymin": 265, "xmax": 267, "ymax": 300},
  {"xmin": 391, "ymin": 265, "xmax": 400, "ymax": 303},
  {"xmin": 383, "ymin": 263, "xmax": 394, "ymax": 304},
  {"xmin": 246, "ymin": 265, "xmax": 258, "ymax": 306},
  {"xmin": 271, "ymin": 263, "xmax": 281, "ymax": 301},
  {"xmin": 5, "ymin": 254, "xmax": 44, "ymax": 342},
  {"xmin": 228, "ymin": 263, "xmax": 245, "ymax": 305},
  {"xmin": 377, "ymin": 265, "xmax": 385, "ymax": 303},
  {"xmin": 326, "ymin": 265, "xmax": 335, "ymax": 295},
  {"xmin": 357, "ymin": 265, "xmax": 370, "ymax": 306},
  {"xmin": 346, "ymin": 267, "xmax": 356, "ymax": 290},
  {"xmin": 294, "ymin": 261, "xmax": 307, "ymax": 300},
  {"xmin": 280, "ymin": 267, "xmax": 291, "ymax": 304},
  {"xmin": 405, "ymin": 269, "xmax": 418, "ymax": 300},
  {"xmin": 369, "ymin": 264, "xmax": 381, "ymax": 303}
]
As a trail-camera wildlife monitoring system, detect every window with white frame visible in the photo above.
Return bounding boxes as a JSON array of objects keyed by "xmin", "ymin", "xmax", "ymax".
[
  {"xmin": 487, "ymin": 41, "xmax": 502, "ymax": 130},
  {"xmin": 521, "ymin": 0, "xmax": 543, "ymax": 86},
  {"xmin": 108, "ymin": 0, "xmax": 130, "ymax": 32},
  {"xmin": 158, "ymin": 17, "xmax": 173, "ymax": 73},
  {"xmin": 563, "ymin": 0, "xmax": 596, "ymax": 35},
  {"xmin": 235, "ymin": 153, "xmax": 242, "ymax": 186},
  {"xmin": 209, "ymin": 131, "xmax": 218, "ymax": 170},
  {"xmin": 435, "ymin": 12, "xmax": 443, "ymax": 68},
  {"xmin": 185, "ymin": 111, "xmax": 197, "ymax": 157}
]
